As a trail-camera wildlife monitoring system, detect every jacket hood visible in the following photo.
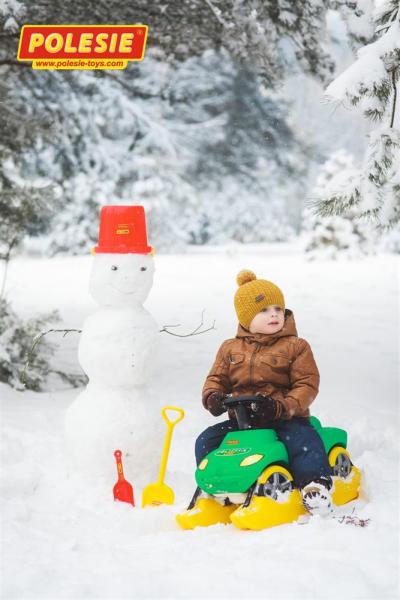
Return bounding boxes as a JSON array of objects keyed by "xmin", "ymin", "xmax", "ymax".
[{"xmin": 236, "ymin": 308, "xmax": 298, "ymax": 345}]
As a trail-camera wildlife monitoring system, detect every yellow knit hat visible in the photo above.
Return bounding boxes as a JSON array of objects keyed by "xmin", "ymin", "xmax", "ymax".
[{"xmin": 234, "ymin": 270, "xmax": 285, "ymax": 330}]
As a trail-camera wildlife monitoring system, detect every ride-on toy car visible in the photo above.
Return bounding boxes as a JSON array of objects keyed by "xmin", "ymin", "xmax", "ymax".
[{"xmin": 176, "ymin": 395, "xmax": 361, "ymax": 530}]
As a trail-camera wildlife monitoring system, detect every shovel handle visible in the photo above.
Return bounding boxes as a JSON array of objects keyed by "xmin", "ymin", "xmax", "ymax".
[
  {"xmin": 156, "ymin": 406, "xmax": 184, "ymax": 485},
  {"xmin": 114, "ymin": 449, "xmax": 125, "ymax": 481},
  {"xmin": 161, "ymin": 406, "xmax": 185, "ymax": 427}
]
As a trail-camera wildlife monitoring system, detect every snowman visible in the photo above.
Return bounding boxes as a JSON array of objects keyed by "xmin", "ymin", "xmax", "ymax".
[{"xmin": 65, "ymin": 206, "xmax": 162, "ymax": 484}]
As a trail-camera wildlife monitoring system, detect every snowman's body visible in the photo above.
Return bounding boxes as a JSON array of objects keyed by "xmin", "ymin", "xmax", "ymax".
[
  {"xmin": 78, "ymin": 305, "xmax": 158, "ymax": 388},
  {"xmin": 65, "ymin": 252, "xmax": 162, "ymax": 483}
]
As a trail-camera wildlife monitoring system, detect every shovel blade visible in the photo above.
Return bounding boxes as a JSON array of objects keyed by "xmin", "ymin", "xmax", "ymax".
[
  {"xmin": 113, "ymin": 480, "xmax": 135, "ymax": 506},
  {"xmin": 142, "ymin": 482, "xmax": 175, "ymax": 507}
]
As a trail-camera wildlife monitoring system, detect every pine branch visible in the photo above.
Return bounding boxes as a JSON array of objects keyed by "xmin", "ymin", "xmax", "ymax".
[
  {"xmin": 0, "ymin": 237, "xmax": 17, "ymax": 298},
  {"xmin": 49, "ymin": 368, "xmax": 87, "ymax": 387},
  {"xmin": 100, "ymin": 71, "xmax": 165, "ymax": 100},
  {"xmin": 306, "ymin": 189, "xmax": 360, "ymax": 218},
  {"xmin": 21, "ymin": 328, "xmax": 82, "ymax": 387},
  {"xmin": 0, "ymin": 59, "xmax": 30, "ymax": 67},
  {"xmin": 202, "ymin": 0, "xmax": 231, "ymax": 29},
  {"xmin": 390, "ymin": 69, "xmax": 398, "ymax": 128}
]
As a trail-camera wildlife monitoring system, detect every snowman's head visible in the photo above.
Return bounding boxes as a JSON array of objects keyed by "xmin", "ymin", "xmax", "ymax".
[{"xmin": 89, "ymin": 253, "xmax": 155, "ymax": 307}]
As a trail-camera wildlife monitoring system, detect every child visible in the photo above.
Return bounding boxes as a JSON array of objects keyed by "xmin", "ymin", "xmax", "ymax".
[{"xmin": 196, "ymin": 269, "xmax": 333, "ymax": 516}]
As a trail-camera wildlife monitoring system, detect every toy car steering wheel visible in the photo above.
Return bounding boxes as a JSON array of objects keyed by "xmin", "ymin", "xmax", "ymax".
[
  {"xmin": 222, "ymin": 394, "xmax": 270, "ymax": 430},
  {"xmin": 223, "ymin": 395, "xmax": 264, "ymax": 407}
]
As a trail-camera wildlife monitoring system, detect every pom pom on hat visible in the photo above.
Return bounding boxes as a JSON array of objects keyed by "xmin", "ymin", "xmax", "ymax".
[{"xmin": 237, "ymin": 269, "xmax": 257, "ymax": 286}]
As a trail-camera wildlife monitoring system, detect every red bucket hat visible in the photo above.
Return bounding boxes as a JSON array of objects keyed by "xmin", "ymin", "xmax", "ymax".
[{"xmin": 93, "ymin": 205, "xmax": 153, "ymax": 255}]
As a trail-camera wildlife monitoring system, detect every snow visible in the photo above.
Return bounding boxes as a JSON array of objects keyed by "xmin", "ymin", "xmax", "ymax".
[
  {"xmin": 1, "ymin": 244, "xmax": 399, "ymax": 599},
  {"xmin": 0, "ymin": 0, "xmax": 24, "ymax": 19}
]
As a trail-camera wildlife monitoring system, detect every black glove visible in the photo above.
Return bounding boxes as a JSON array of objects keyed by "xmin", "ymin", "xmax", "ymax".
[
  {"xmin": 205, "ymin": 391, "xmax": 227, "ymax": 417},
  {"xmin": 251, "ymin": 393, "xmax": 283, "ymax": 421}
]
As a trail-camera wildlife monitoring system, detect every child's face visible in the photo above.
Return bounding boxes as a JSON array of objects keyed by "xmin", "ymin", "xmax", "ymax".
[{"xmin": 249, "ymin": 305, "xmax": 285, "ymax": 334}]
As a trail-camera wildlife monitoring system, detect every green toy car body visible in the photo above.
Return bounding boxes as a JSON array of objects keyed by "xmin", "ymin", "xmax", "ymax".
[{"xmin": 195, "ymin": 416, "xmax": 347, "ymax": 496}]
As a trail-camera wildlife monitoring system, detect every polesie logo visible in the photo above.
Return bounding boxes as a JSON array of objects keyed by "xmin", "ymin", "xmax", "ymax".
[
  {"xmin": 215, "ymin": 448, "xmax": 250, "ymax": 456},
  {"xmin": 17, "ymin": 25, "xmax": 148, "ymax": 70}
]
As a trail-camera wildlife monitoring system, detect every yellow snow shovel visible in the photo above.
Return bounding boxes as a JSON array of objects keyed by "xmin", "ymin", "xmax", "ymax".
[{"xmin": 142, "ymin": 406, "xmax": 185, "ymax": 507}]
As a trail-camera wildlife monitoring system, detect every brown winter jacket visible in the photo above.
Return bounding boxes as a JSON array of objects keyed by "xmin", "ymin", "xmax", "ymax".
[{"xmin": 202, "ymin": 309, "xmax": 319, "ymax": 425}]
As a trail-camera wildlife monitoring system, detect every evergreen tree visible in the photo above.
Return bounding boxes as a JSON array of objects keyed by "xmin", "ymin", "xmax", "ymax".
[
  {"xmin": 152, "ymin": 50, "xmax": 304, "ymax": 245},
  {"xmin": 0, "ymin": 73, "xmax": 56, "ymax": 289},
  {"xmin": 302, "ymin": 149, "xmax": 378, "ymax": 259},
  {"xmin": 317, "ymin": 0, "xmax": 400, "ymax": 229},
  {"xmin": 0, "ymin": 10, "xmax": 78, "ymax": 391},
  {"xmin": 14, "ymin": 51, "xmax": 304, "ymax": 252},
  {"xmin": 0, "ymin": 0, "xmax": 364, "ymax": 83}
]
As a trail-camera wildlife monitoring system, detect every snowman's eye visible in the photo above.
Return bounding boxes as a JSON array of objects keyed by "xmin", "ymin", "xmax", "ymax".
[
  {"xmin": 111, "ymin": 265, "xmax": 118, "ymax": 271},
  {"xmin": 140, "ymin": 267, "xmax": 147, "ymax": 271}
]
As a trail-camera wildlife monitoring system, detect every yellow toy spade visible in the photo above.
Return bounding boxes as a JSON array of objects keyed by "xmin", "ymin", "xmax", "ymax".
[{"xmin": 142, "ymin": 406, "xmax": 185, "ymax": 507}]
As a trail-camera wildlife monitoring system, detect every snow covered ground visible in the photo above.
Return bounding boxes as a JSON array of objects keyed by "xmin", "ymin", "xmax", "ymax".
[{"xmin": 1, "ymin": 243, "xmax": 399, "ymax": 600}]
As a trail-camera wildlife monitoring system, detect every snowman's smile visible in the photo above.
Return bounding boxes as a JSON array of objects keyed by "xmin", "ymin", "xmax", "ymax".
[{"xmin": 110, "ymin": 283, "xmax": 138, "ymax": 295}]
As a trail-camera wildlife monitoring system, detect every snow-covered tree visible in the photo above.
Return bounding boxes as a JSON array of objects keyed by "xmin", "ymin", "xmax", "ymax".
[
  {"xmin": 0, "ymin": 0, "xmax": 370, "ymax": 83},
  {"xmin": 0, "ymin": 298, "xmax": 86, "ymax": 391},
  {"xmin": 10, "ymin": 62, "xmax": 198, "ymax": 253},
  {"xmin": 302, "ymin": 149, "xmax": 379, "ymax": 259},
  {"xmin": 13, "ymin": 50, "xmax": 305, "ymax": 253},
  {"xmin": 316, "ymin": 0, "xmax": 400, "ymax": 229},
  {"xmin": 0, "ymin": 68, "xmax": 57, "ymax": 296},
  {"xmin": 164, "ymin": 50, "xmax": 304, "ymax": 244}
]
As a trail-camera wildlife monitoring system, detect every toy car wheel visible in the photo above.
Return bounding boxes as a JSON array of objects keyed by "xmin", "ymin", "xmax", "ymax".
[
  {"xmin": 256, "ymin": 465, "xmax": 293, "ymax": 501},
  {"xmin": 328, "ymin": 446, "xmax": 352, "ymax": 478}
]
